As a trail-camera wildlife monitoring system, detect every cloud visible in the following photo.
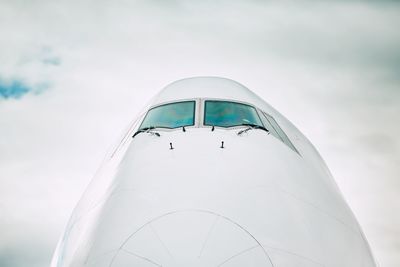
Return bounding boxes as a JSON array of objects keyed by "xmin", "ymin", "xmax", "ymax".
[
  {"xmin": 41, "ymin": 57, "xmax": 61, "ymax": 66},
  {"xmin": 39, "ymin": 46, "xmax": 62, "ymax": 66},
  {"xmin": 0, "ymin": 222, "xmax": 55, "ymax": 267},
  {"xmin": 0, "ymin": 45, "xmax": 58, "ymax": 100},
  {"xmin": 0, "ymin": 0, "xmax": 399, "ymax": 267}
]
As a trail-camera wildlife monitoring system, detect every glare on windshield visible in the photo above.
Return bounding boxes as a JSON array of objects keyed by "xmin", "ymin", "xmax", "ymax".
[
  {"xmin": 139, "ymin": 101, "xmax": 195, "ymax": 130},
  {"xmin": 204, "ymin": 100, "xmax": 262, "ymax": 127}
]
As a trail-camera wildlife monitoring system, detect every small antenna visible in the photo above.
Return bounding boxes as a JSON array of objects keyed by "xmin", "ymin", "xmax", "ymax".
[
  {"xmin": 169, "ymin": 142, "xmax": 174, "ymax": 150},
  {"xmin": 220, "ymin": 141, "xmax": 224, "ymax": 149}
]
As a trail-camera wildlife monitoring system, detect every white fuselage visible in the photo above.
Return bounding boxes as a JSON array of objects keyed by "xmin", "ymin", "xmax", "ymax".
[{"xmin": 51, "ymin": 77, "xmax": 377, "ymax": 267}]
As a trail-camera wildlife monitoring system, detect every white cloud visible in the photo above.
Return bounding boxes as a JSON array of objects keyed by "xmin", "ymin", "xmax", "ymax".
[{"xmin": 0, "ymin": 0, "xmax": 399, "ymax": 266}]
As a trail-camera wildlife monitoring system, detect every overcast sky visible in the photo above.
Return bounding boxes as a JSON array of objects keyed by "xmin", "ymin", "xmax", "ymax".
[{"xmin": 0, "ymin": 0, "xmax": 399, "ymax": 266}]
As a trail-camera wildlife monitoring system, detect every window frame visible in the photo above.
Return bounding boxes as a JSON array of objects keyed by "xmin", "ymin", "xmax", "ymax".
[
  {"xmin": 202, "ymin": 99, "xmax": 263, "ymax": 128},
  {"xmin": 138, "ymin": 100, "xmax": 197, "ymax": 130},
  {"xmin": 259, "ymin": 110, "xmax": 299, "ymax": 154},
  {"xmin": 135, "ymin": 98, "xmax": 299, "ymax": 155}
]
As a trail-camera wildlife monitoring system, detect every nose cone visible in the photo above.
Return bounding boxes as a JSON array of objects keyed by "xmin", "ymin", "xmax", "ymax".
[{"xmin": 110, "ymin": 210, "xmax": 273, "ymax": 267}]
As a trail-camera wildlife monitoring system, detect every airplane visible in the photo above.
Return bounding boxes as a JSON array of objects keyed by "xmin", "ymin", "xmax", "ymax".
[{"xmin": 50, "ymin": 77, "xmax": 378, "ymax": 267}]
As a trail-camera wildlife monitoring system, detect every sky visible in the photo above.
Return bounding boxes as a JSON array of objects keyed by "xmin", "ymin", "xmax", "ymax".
[{"xmin": 0, "ymin": 0, "xmax": 399, "ymax": 266}]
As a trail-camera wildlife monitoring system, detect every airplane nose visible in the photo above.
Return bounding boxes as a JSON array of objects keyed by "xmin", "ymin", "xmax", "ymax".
[{"xmin": 110, "ymin": 210, "xmax": 273, "ymax": 267}]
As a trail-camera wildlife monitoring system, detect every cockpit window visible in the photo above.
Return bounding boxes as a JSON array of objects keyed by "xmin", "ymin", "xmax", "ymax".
[
  {"xmin": 139, "ymin": 101, "xmax": 195, "ymax": 130},
  {"xmin": 204, "ymin": 100, "xmax": 263, "ymax": 127},
  {"xmin": 260, "ymin": 111, "xmax": 299, "ymax": 153}
]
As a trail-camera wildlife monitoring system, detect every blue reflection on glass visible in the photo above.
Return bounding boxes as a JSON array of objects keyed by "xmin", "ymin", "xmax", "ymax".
[
  {"xmin": 204, "ymin": 101, "xmax": 262, "ymax": 127},
  {"xmin": 140, "ymin": 101, "xmax": 195, "ymax": 129}
]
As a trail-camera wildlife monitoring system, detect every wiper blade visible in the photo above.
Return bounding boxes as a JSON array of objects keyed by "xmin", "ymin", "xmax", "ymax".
[
  {"xmin": 237, "ymin": 123, "xmax": 269, "ymax": 135},
  {"xmin": 132, "ymin": 126, "xmax": 161, "ymax": 138}
]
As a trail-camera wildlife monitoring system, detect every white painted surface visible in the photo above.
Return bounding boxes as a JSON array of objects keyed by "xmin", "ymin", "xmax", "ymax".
[{"xmin": 51, "ymin": 77, "xmax": 377, "ymax": 267}]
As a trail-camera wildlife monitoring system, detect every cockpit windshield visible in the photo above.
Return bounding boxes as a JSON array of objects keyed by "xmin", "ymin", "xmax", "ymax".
[
  {"xmin": 204, "ymin": 100, "xmax": 263, "ymax": 127},
  {"xmin": 139, "ymin": 101, "xmax": 195, "ymax": 130}
]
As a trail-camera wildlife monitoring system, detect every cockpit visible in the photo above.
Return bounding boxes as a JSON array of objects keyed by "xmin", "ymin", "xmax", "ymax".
[{"xmin": 138, "ymin": 99, "xmax": 298, "ymax": 153}]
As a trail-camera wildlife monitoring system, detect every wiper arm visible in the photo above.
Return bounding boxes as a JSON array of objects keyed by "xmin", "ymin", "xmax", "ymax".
[
  {"xmin": 237, "ymin": 123, "xmax": 270, "ymax": 135},
  {"xmin": 132, "ymin": 126, "xmax": 161, "ymax": 138}
]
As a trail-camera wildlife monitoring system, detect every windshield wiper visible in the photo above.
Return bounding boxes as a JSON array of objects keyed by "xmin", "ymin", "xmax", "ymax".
[
  {"xmin": 237, "ymin": 123, "xmax": 270, "ymax": 136},
  {"xmin": 132, "ymin": 126, "xmax": 161, "ymax": 138}
]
